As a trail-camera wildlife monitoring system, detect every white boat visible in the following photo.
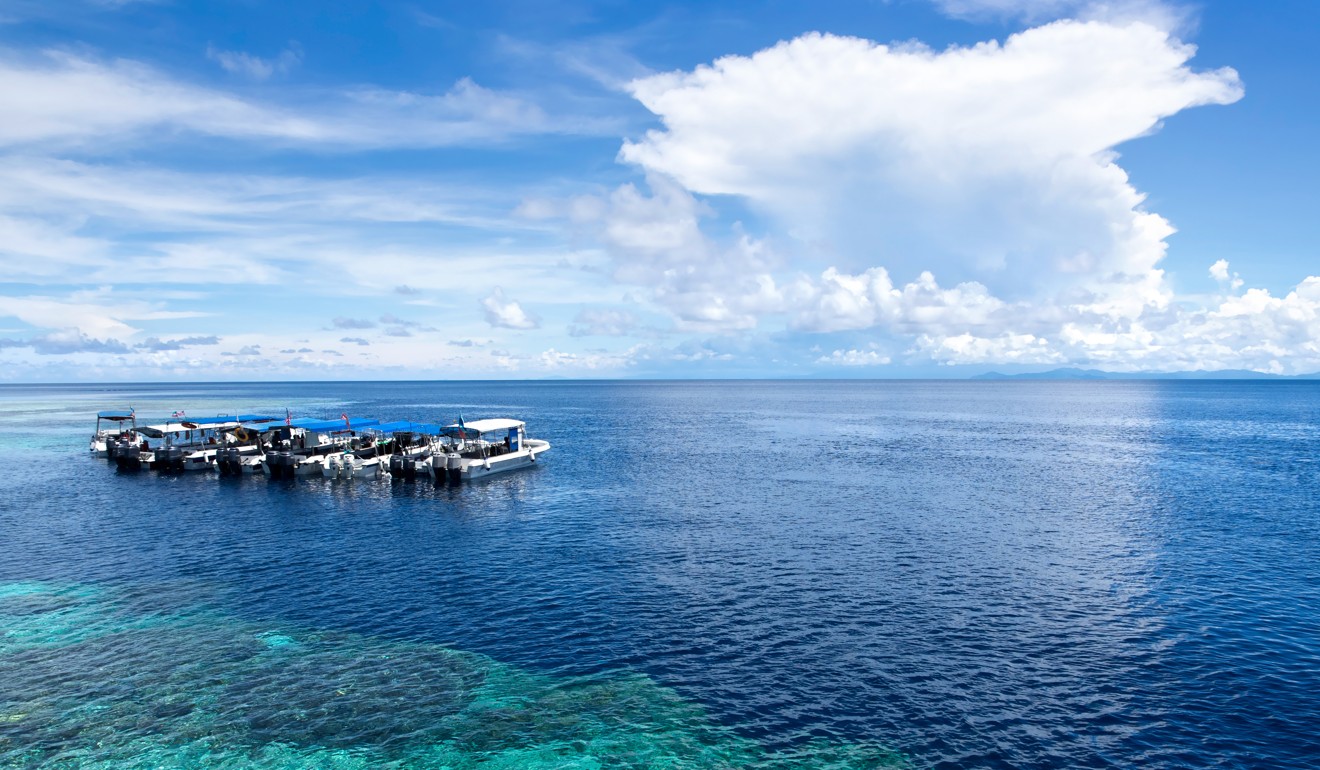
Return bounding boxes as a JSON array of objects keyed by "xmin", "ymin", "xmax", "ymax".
[
  {"xmin": 114, "ymin": 414, "xmax": 277, "ymax": 471},
  {"xmin": 115, "ymin": 420, "xmax": 235, "ymax": 472},
  {"xmin": 191, "ymin": 444, "xmax": 262, "ymax": 473},
  {"xmin": 370, "ymin": 421, "xmax": 445, "ymax": 482},
  {"xmin": 90, "ymin": 410, "xmax": 136, "ymax": 457},
  {"xmin": 259, "ymin": 417, "xmax": 382, "ymax": 479},
  {"xmin": 322, "ymin": 452, "xmax": 383, "ymax": 480},
  {"xmin": 434, "ymin": 418, "xmax": 549, "ymax": 484}
]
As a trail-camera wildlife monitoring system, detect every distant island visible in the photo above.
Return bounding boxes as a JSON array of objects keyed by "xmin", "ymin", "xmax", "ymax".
[{"xmin": 971, "ymin": 367, "xmax": 1320, "ymax": 380}]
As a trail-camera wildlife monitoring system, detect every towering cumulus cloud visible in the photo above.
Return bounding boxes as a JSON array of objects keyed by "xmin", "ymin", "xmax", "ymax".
[{"xmin": 608, "ymin": 19, "xmax": 1295, "ymax": 370}]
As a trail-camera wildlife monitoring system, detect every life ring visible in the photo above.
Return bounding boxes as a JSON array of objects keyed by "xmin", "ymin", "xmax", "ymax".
[{"xmin": 234, "ymin": 427, "xmax": 251, "ymax": 442}]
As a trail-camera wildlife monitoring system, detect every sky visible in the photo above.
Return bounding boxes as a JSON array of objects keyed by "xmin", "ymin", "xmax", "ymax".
[{"xmin": 1, "ymin": 0, "xmax": 1318, "ymax": 380}]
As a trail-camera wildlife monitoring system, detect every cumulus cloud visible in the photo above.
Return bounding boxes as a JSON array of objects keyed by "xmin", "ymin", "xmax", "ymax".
[
  {"xmin": 816, "ymin": 348, "xmax": 892, "ymax": 366},
  {"xmin": 622, "ymin": 24, "xmax": 1240, "ymax": 297},
  {"xmin": 1209, "ymin": 258, "xmax": 1243, "ymax": 291},
  {"xmin": 481, "ymin": 287, "xmax": 539, "ymax": 329},
  {"xmin": 552, "ymin": 19, "xmax": 1302, "ymax": 372},
  {"xmin": 339, "ymin": 336, "xmax": 370, "ymax": 346},
  {"xmin": 792, "ymin": 267, "xmax": 1009, "ymax": 335},
  {"xmin": 566, "ymin": 175, "xmax": 782, "ymax": 330}
]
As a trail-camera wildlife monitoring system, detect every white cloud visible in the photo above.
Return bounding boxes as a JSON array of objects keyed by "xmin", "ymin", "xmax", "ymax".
[
  {"xmin": 207, "ymin": 44, "xmax": 302, "ymax": 80},
  {"xmin": 622, "ymin": 24, "xmax": 1240, "ymax": 304},
  {"xmin": 913, "ymin": 332, "xmax": 1064, "ymax": 366},
  {"xmin": 816, "ymin": 348, "xmax": 891, "ymax": 366},
  {"xmin": 1, "ymin": 290, "xmax": 207, "ymax": 339},
  {"xmin": 0, "ymin": 48, "xmax": 603, "ymax": 149},
  {"xmin": 1209, "ymin": 258, "xmax": 1243, "ymax": 291},
  {"xmin": 0, "ymin": 48, "xmax": 320, "ymax": 146},
  {"xmin": 568, "ymin": 175, "xmax": 783, "ymax": 331},
  {"xmin": 555, "ymin": 19, "xmax": 1294, "ymax": 372},
  {"xmin": 792, "ymin": 267, "xmax": 1008, "ymax": 334},
  {"xmin": 482, "ymin": 287, "xmax": 539, "ymax": 330},
  {"xmin": 0, "ymin": 157, "xmax": 579, "ymax": 291}
]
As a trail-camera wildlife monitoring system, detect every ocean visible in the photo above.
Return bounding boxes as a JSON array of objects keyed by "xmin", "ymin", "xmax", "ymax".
[{"xmin": 1, "ymin": 380, "xmax": 1317, "ymax": 769}]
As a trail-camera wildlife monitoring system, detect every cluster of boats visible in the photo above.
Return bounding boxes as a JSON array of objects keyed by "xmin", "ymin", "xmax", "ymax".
[{"xmin": 89, "ymin": 410, "xmax": 550, "ymax": 484}]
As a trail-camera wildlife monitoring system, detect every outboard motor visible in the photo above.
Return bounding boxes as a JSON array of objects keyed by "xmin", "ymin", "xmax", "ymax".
[
  {"xmin": 216, "ymin": 448, "xmax": 239, "ymax": 476},
  {"xmin": 388, "ymin": 455, "xmax": 404, "ymax": 479},
  {"xmin": 269, "ymin": 451, "xmax": 293, "ymax": 479},
  {"xmin": 446, "ymin": 452, "xmax": 462, "ymax": 485},
  {"xmin": 153, "ymin": 446, "xmax": 180, "ymax": 472},
  {"xmin": 115, "ymin": 445, "xmax": 143, "ymax": 471},
  {"xmin": 402, "ymin": 456, "xmax": 417, "ymax": 483}
]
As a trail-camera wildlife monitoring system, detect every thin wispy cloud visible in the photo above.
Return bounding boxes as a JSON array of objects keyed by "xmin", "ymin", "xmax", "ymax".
[
  {"xmin": 0, "ymin": 47, "xmax": 613, "ymax": 150},
  {"xmin": 206, "ymin": 43, "xmax": 302, "ymax": 80}
]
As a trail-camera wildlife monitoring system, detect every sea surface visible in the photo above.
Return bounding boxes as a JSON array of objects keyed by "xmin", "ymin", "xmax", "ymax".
[{"xmin": 1, "ymin": 380, "xmax": 1318, "ymax": 769}]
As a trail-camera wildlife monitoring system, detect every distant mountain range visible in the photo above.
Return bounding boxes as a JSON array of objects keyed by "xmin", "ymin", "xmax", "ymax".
[{"xmin": 972, "ymin": 367, "xmax": 1320, "ymax": 380}]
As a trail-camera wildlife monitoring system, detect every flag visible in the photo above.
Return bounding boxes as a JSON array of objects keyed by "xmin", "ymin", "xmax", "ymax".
[
  {"xmin": 341, "ymin": 412, "xmax": 351, "ymax": 430},
  {"xmin": 285, "ymin": 408, "xmax": 291, "ymax": 426},
  {"xmin": 172, "ymin": 410, "xmax": 185, "ymax": 418},
  {"xmin": 128, "ymin": 406, "xmax": 135, "ymax": 419}
]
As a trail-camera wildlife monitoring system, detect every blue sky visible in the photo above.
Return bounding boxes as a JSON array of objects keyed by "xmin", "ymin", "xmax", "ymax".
[{"xmin": 1, "ymin": 0, "xmax": 1317, "ymax": 380}]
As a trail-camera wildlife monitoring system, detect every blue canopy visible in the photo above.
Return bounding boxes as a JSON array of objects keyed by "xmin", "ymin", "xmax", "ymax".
[
  {"xmin": 293, "ymin": 417, "xmax": 380, "ymax": 432},
  {"xmin": 234, "ymin": 421, "xmax": 289, "ymax": 432},
  {"xmin": 371, "ymin": 421, "xmax": 445, "ymax": 436},
  {"xmin": 96, "ymin": 410, "xmax": 135, "ymax": 420}
]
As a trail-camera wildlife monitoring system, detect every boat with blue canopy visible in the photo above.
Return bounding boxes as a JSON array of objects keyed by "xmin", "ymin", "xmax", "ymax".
[{"xmin": 90, "ymin": 410, "xmax": 136, "ymax": 457}]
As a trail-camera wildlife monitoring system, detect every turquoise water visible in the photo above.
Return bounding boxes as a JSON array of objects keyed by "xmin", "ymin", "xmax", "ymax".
[{"xmin": 0, "ymin": 581, "xmax": 903, "ymax": 768}]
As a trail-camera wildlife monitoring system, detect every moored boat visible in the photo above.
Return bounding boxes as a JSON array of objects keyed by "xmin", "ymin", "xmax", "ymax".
[
  {"xmin": 114, "ymin": 414, "xmax": 276, "ymax": 472},
  {"xmin": 90, "ymin": 410, "xmax": 136, "ymax": 458},
  {"xmin": 434, "ymin": 418, "xmax": 549, "ymax": 484},
  {"xmin": 371, "ymin": 421, "xmax": 445, "ymax": 482},
  {"xmin": 260, "ymin": 416, "xmax": 382, "ymax": 479}
]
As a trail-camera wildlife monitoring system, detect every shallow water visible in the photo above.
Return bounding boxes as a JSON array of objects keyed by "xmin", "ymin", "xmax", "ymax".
[{"xmin": 1, "ymin": 381, "xmax": 1318, "ymax": 768}]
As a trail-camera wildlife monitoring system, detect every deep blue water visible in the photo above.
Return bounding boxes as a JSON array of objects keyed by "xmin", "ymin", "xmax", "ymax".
[{"xmin": 1, "ymin": 380, "xmax": 1318, "ymax": 768}]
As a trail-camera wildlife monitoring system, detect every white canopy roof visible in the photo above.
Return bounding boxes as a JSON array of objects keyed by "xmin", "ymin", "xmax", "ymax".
[{"xmin": 454, "ymin": 418, "xmax": 524, "ymax": 434}]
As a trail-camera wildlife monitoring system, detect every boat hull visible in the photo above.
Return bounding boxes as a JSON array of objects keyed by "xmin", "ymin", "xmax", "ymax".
[{"xmin": 457, "ymin": 440, "xmax": 549, "ymax": 482}]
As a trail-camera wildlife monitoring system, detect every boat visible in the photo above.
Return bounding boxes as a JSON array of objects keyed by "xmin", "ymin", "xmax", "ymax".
[
  {"xmin": 259, "ymin": 417, "xmax": 381, "ymax": 479},
  {"xmin": 371, "ymin": 421, "xmax": 446, "ymax": 482},
  {"xmin": 114, "ymin": 415, "xmax": 275, "ymax": 472},
  {"xmin": 431, "ymin": 418, "xmax": 549, "ymax": 484},
  {"xmin": 214, "ymin": 421, "xmax": 277, "ymax": 476},
  {"xmin": 90, "ymin": 410, "xmax": 136, "ymax": 457},
  {"xmin": 322, "ymin": 450, "xmax": 384, "ymax": 480}
]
